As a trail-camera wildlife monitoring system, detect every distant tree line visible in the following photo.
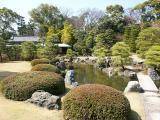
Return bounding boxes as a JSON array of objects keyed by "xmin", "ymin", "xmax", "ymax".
[{"xmin": 0, "ymin": 0, "xmax": 160, "ymax": 71}]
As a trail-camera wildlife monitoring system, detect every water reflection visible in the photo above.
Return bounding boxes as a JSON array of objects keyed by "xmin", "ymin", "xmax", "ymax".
[{"xmin": 74, "ymin": 64, "xmax": 130, "ymax": 91}]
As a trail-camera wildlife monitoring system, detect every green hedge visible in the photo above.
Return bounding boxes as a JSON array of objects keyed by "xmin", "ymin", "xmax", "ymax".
[
  {"xmin": 31, "ymin": 64, "xmax": 60, "ymax": 73},
  {"xmin": 1, "ymin": 71, "xmax": 65, "ymax": 101},
  {"xmin": 63, "ymin": 84, "xmax": 131, "ymax": 120},
  {"xmin": 31, "ymin": 58, "xmax": 50, "ymax": 66}
]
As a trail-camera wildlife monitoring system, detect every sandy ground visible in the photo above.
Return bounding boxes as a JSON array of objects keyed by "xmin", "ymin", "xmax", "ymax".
[
  {"xmin": 0, "ymin": 61, "xmax": 31, "ymax": 73},
  {"xmin": 125, "ymin": 92, "xmax": 146, "ymax": 120},
  {"xmin": 0, "ymin": 93, "xmax": 63, "ymax": 120},
  {"xmin": 0, "ymin": 61, "xmax": 64, "ymax": 120}
]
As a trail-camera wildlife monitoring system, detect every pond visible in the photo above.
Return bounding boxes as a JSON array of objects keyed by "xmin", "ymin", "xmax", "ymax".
[{"xmin": 74, "ymin": 64, "xmax": 130, "ymax": 91}]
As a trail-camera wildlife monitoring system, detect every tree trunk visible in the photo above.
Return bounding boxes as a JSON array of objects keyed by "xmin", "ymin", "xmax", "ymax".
[
  {"xmin": 0, "ymin": 53, "xmax": 3, "ymax": 62},
  {"xmin": 121, "ymin": 65, "xmax": 125, "ymax": 71}
]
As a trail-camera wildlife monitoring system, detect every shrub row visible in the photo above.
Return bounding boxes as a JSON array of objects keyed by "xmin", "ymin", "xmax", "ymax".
[
  {"xmin": 1, "ymin": 71, "xmax": 65, "ymax": 101},
  {"xmin": 31, "ymin": 64, "xmax": 60, "ymax": 73},
  {"xmin": 31, "ymin": 58, "xmax": 50, "ymax": 66},
  {"xmin": 63, "ymin": 84, "xmax": 131, "ymax": 120}
]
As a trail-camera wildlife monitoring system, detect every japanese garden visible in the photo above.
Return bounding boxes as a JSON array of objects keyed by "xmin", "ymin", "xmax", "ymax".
[{"xmin": 0, "ymin": 0, "xmax": 160, "ymax": 120}]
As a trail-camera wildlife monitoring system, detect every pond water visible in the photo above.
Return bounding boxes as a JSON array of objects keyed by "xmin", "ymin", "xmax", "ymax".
[{"xmin": 74, "ymin": 64, "xmax": 130, "ymax": 91}]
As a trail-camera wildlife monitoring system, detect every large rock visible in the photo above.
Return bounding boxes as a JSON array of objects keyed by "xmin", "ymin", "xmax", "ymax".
[
  {"xmin": 57, "ymin": 61, "xmax": 66, "ymax": 71},
  {"xmin": 148, "ymin": 68, "xmax": 160, "ymax": 81},
  {"xmin": 124, "ymin": 81, "xmax": 143, "ymax": 93},
  {"xmin": 27, "ymin": 90, "xmax": 60, "ymax": 110}
]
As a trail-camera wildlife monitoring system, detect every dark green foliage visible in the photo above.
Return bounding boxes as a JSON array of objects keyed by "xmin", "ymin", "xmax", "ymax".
[
  {"xmin": 85, "ymin": 34, "xmax": 94, "ymax": 48},
  {"xmin": 73, "ymin": 29, "xmax": 87, "ymax": 55},
  {"xmin": 44, "ymin": 39, "xmax": 58, "ymax": 60},
  {"xmin": 84, "ymin": 32, "xmax": 95, "ymax": 55},
  {"xmin": 145, "ymin": 45, "xmax": 160, "ymax": 71},
  {"xmin": 0, "ymin": 7, "xmax": 22, "ymax": 40},
  {"xmin": 31, "ymin": 58, "xmax": 50, "ymax": 66},
  {"xmin": 0, "ymin": 37, "xmax": 7, "ymax": 62},
  {"xmin": 1, "ymin": 71, "xmax": 65, "ymax": 101},
  {"xmin": 63, "ymin": 84, "xmax": 131, "ymax": 120},
  {"xmin": 73, "ymin": 41, "xmax": 87, "ymax": 55},
  {"xmin": 21, "ymin": 41, "xmax": 37, "ymax": 60},
  {"xmin": 73, "ymin": 29, "xmax": 86, "ymax": 42},
  {"xmin": 134, "ymin": 0, "xmax": 160, "ymax": 22},
  {"xmin": 136, "ymin": 27, "xmax": 160, "ymax": 58},
  {"xmin": 18, "ymin": 19, "xmax": 35, "ymax": 36},
  {"xmin": 36, "ymin": 44, "xmax": 45, "ymax": 59},
  {"xmin": 124, "ymin": 25, "xmax": 141, "ymax": 52},
  {"xmin": 111, "ymin": 42, "xmax": 131, "ymax": 69},
  {"xmin": 30, "ymin": 4, "xmax": 64, "ymax": 37},
  {"xmin": 95, "ymin": 29, "xmax": 115, "ymax": 48},
  {"xmin": 31, "ymin": 64, "xmax": 60, "ymax": 73},
  {"xmin": 0, "ymin": 8, "xmax": 22, "ymax": 62},
  {"xmin": 96, "ymin": 5, "xmax": 127, "ymax": 34},
  {"xmin": 6, "ymin": 45, "xmax": 21, "ymax": 61}
]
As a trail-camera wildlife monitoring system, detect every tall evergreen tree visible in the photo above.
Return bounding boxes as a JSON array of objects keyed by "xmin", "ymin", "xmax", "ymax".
[
  {"xmin": 137, "ymin": 27, "xmax": 160, "ymax": 58},
  {"xmin": 124, "ymin": 25, "xmax": 140, "ymax": 53}
]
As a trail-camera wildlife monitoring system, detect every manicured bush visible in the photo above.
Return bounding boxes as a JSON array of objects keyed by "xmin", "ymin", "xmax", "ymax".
[
  {"xmin": 63, "ymin": 84, "xmax": 131, "ymax": 120},
  {"xmin": 50, "ymin": 57, "xmax": 60, "ymax": 65},
  {"xmin": 1, "ymin": 71, "xmax": 65, "ymax": 101},
  {"xmin": 31, "ymin": 58, "xmax": 50, "ymax": 66},
  {"xmin": 31, "ymin": 64, "xmax": 60, "ymax": 73}
]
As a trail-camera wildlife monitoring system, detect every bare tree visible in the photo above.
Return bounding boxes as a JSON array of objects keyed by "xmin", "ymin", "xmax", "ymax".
[
  {"xmin": 79, "ymin": 8, "xmax": 105, "ymax": 30},
  {"xmin": 60, "ymin": 7, "xmax": 73, "ymax": 19},
  {"xmin": 125, "ymin": 8, "xmax": 141, "ymax": 23}
]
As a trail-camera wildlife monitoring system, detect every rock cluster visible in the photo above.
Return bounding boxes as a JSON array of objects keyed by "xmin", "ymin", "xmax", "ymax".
[
  {"xmin": 148, "ymin": 68, "xmax": 160, "ymax": 81},
  {"xmin": 27, "ymin": 90, "xmax": 60, "ymax": 110},
  {"xmin": 124, "ymin": 81, "xmax": 144, "ymax": 93}
]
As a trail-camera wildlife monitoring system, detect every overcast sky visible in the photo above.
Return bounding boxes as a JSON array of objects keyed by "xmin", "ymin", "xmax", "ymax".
[{"xmin": 0, "ymin": 0, "xmax": 146, "ymax": 21}]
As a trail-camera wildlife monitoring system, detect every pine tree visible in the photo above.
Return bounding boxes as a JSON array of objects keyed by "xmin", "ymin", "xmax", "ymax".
[
  {"xmin": 124, "ymin": 25, "xmax": 140, "ymax": 53},
  {"xmin": 124, "ymin": 26, "xmax": 131, "ymax": 46},
  {"xmin": 130, "ymin": 25, "xmax": 140, "ymax": 52}
]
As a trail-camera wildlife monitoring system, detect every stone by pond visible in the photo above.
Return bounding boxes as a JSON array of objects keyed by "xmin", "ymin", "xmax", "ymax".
[{"xmin": 74, "ymin": 64, "xmax": 130, "ymax": 91}]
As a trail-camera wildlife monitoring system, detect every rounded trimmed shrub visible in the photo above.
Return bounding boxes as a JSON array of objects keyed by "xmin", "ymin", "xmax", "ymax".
[
  {"xmin": 31, "ymin": 58, "xmax": 50, "ymax": 66},
  {"xmin": 1, "ymin": 71, "xmax": 65, "ymax": 101},
  {"xmin": 63, "ymin": 84, "xmax": 131, "ymax": 120},
  {"xmin": 31, "ymin": 64, "xmax": 60, "ymax": 73}
]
